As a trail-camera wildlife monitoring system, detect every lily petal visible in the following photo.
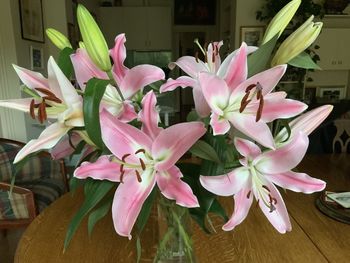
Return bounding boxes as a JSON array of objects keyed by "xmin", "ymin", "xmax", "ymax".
[
  {"xmin": 210, "ymin": 113, "xmax": 231, "ymax": 135},
  {"xmin": 120, "ymin": 65, "xmax": 165, "ymax": 99},
  {"xmin": 266, "ymin": 171, "xmax": 326, "ymax": 194},
  {"xmin": 199, "ymin": 72, "xmax": 230, "ymax": 116},
  {"xmin": 112, "ymin": 168, "xmax": 156, "ymax": 239},
  {"xmin": 200, "ymin": 167, "xmax": 250, "ymax": 196},
  {"xmin": 139, "ymin": 91, "xmax": 162, "ymax": 140},
  {"xmin": 234, "ymin": 137, "xmax": 261, "ymax": 158},
  {"xmin": 255, "ymin": 182, "xmax": 292, "ymax": 234},
  {"xmin": 74, "ymin": 155, "xmax": 122, "ymax": 182},
  {"xmin": 118, "ymin": 101, "xmax": 137, "ymax": 122},
  {"xmin": 13, "ymin": 65, "xmax": 48, "ymax": 90},
  {"xmin": 110, "ymin": 33, "xmax": 128, "ymax": 85},
  {"xmin": 153, "ymin": 122, "xmax": 206, "ymax": 171},
  {"xmin": 0, "ymin": 98, "xmax": 32, "ymax": 112},
  {"xmin": 222, "ymin": 185, "xmax": 253, "ymax": 231},
  {"xmin": 229, "ymin": 113, "xmax": 275, "ymax": 150},
  {"xmin": 14, "ymin": 122, "xmax": 70, "ymax": 163},
  {"xmin": 254, "ymin": 132, "xmax": 308, "ymax": 174},
  {"xmin": 70, "ymin": 48, "xmax": 108, "ymax": 90},
  {"xmin": 193, "ymin": 87, "xmax": 211, "ymax": 117},
  {"xmin": 160, "ymin": 76, "xmax": 198, "ymax": 93},
  {"xmin": 169, "ymin": 56, "xmax": 207, "ymax": 78},
  {"xmin": 50, "ymin": 132, "xmax": 81, "ymax": 159},
  {"xmin": 157, "ymin": 166, "xmax": 199, "ymax": 208}
]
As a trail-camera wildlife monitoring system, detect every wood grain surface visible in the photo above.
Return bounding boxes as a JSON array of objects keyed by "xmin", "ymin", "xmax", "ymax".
[{"xmin": 14, "ymin": 154, "xmax": 350, "ymax": 263}]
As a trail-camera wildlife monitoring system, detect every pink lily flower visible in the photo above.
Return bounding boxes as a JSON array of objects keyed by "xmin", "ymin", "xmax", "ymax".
[
  {"xmin": 74, "ymin": 91, "xmax": 205, "ymax": 239},
  {"xmin": 200, "ymin": 133, "xmax": 325, "ymax": 233},
  {"xmin": 160, "ymin": 42, "xmax": 257, "ymax": 117},
  {"xmin": 71, "ymin": 33, "xmax": 165, "ymax": 121},
  {"xmin": 198, "ymin": 43, "xmax": 307, "ymax": 149},
  {"xmin": 0, "ymin": 57, "xmax": 84, "ymax": 163},
  {"xmin": 275, "ymin": 104, "xmax": 333, "ymax": 144}
]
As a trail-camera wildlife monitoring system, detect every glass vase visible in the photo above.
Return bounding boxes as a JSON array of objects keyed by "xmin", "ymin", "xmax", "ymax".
[{"xmin": 154, "ymin": 195, "xmax": 196, "ymax": 263}]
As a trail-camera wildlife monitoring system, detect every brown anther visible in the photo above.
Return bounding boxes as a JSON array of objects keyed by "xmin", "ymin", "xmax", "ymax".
[
  {"xmin": 122, "ymin": 153, "xmax": 131, "ymax": 162},
  {"xmin": 204, "ymin": 53, "xmax": 208, "ymax": 63},
  {"xmin": 35, "ymin": 88, "xmax": 56, "ymax": 98},
  {"xmin": 215, "ymin": 45, "xmax": 219, "ymax": 55},
  {"xmin": 120, "ymin": 164, "xmax": 124, "ymax": 173},
  {"xmin": 195, "ymin": 51, "xmax": 199, "ymax": 63},
  {"xmin": 246, "ymin": 190, "xmax": 251, "ymax": 199},
  {"xmin": 37, "ymin": 102, "xmax": 46, "ymax": 123},
  {"xmin": 212, "ymin": 52, "xmax": 215, "ymax": 63},
  {"xmin": 269, "ymin": 204, "xmax": 276, "ymax": 213},
  {"xmin": 29, "ymin": 99, "xmax": 35, "ymax": 119},
  {"xmin": 135, "ymin": 149, "xmax": 146, "ymax": 155},
  {"xmin": 256, "ymin": 96, "xmax": 264, "ymax": 122},
  {"xmin": 239, "ymin": 91, "xmax": 251, "ymax": 113},
  {"xmin": 43, "ymin": 96, "xmax": 62, "ymax": 104},
  {"xmin": 256, "ymin": 90, "xmax": 262, "ymax": 100},
  {"xmin": 135, "ymin": 170, "xmax": 142, "ymax": 182},
  {"xmin": 271, "ymin": 197, "xmax": 277, "ymax": 205},
  {"xmin": 245, "ymin": 84, "xmax": 257, "ymax": 93},
  {"xmin": 262, "ymin": 185, "xmax": 270, "ymax": 192},
  {"xmin": 139, "ymin": 158, "xmax": 146, "ymax": 171},
  {"xmin": 41, "ymin": 100, "xmax": 47, "ymax": 121},
  {"xmin": 120, "ymin": 171, "xmax": 125, "ymax": 183}
]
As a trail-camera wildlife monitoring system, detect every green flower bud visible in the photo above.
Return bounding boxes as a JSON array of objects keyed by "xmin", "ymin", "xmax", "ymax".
[
  {"xmin": 46, "ymin": 28, "xmax": 72, "ymax": 50},
  {"xmin": 77, "ymin": 4, "xmax": 111, "ymax": 72},
  {"xmin": 271, "ymin": 16, "xmax": 323, "ymax": 66},
  {"xmin": 79, "ymin": 41, "xmax": 86, "ymax": 49},
  {"xmin": 262, "ymin": 0, "xmax": 301, "ymax": 44}
]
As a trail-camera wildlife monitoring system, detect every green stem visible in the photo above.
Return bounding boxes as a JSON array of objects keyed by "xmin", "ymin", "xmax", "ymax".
[{"xmin": 107, "ymin": 71, "xmax": 125, "ymax": 101}]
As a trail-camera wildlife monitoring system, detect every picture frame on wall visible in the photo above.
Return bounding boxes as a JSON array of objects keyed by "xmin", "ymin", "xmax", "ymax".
[
  {"xmin": 19, "ymin": 0, "xmax": 45, "ymax": 43},
  {"xmin": 174, "ymin": 0, "xmax": 216, "ymax": 25},
  {"xmin": 240, "ymin": 26, "xmax": 265, "ymax": 46},
  {"xmin": 30, "ymin": 46, "xmax": 44, "ymax": 70}
]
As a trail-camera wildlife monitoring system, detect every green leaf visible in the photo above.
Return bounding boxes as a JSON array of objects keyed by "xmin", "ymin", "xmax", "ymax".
[
  {"xmin": 136, "ymin": 188, "xmax": 156, "ymax": 234},
  {"xmin": 288, "ymin": 52, "xmax": 321, "ymax": 70},
  {"xmin": 186, "ymin": 110, "xmax": 200, "ymax": 122},
  {"xmin": 57, "ymin": 47, "xmax": 74, "ymax": 78},
  {"xmin": 69, "ymin": 177, "xmax": 84, "ymax": 194},
  {"xmin": 247, "ymin": 34, "xmax": 279, "ymax": 77},
  {"xmin": 83, "ymin": 78, "xmax": 110, "ymax": 149},
  {"xmin": 189, "ymin": 140, "xmax": 221, "ymax": 164},
  {"xmin": 136, "ymin": 236, "xmax": 142, "ymax": 263},
  {"xmin": 64, "ymin": 180, "xmax": 114, "ymax": 251},
  {"xmin": 189, "ymin": 209, "xmax": 210, "ymax": 234},
  {"xmin": 209, "ymin": 199, "xmax": 228, "ymax": 221},
  {"xmin": 88, "ymin": 198, "xmax": 113, "ymax": 236},
  {"xmin": 279, "ymin": 119, "xmax": 292, "ymax": 143}
]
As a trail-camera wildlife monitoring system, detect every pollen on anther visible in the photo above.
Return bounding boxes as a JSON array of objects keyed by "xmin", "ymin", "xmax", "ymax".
[
  {"xmin": 122, "ymin": 153, "xmax": 131, "ymax": 162},
  {"xmin": 246, "ymin": 190, "xmax": 251, "ymax": 199},
  {"xmin": 135, "ymin": 170, "xmax": 142, "ymax": 182},
  {"xmin": 120, "ymin": 171, "xmax": 125, "ymax": 183},
  {"xmin": 135, "ymin": 149, "xmax": 146, "ymax": 155},
  {"xmin": 139, "ymin": 159, "xmax": 146, "ymax": 170}
]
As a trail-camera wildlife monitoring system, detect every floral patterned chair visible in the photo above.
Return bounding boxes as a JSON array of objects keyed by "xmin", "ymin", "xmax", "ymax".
[{"xmin": 0, "ymin": 138, "xmax": 68, "ymax": 229}]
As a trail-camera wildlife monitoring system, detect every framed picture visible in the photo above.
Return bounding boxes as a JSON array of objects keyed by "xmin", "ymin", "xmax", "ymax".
[
  {"xmin": 30, "ymin": 46, "xmax": 44, "ymax": 70},
  {"xmin": 240, "ymin": 26, "xmax": 265, "ymax": 46},
  {"xmin": 174, "ymin": 0, "xmax": 216, "ymax": 25},
  {"xmin": 320, "ymin": 87, "xmax": 346, "ymax": 102},
  {"xmin": 19, "ymin": 0, "xmax": 45, "ymax": 43}
]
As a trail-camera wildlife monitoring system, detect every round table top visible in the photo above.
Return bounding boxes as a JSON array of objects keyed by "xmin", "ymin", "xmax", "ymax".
[{"xmin": 15, "ymin": 155, "xmax": 350, "ymax": 262}]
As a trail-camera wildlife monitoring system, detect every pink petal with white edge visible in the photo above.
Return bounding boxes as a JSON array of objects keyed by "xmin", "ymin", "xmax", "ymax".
[
  {"xmin": 245, "ymin": 98, "xmax": 307, "ymax": 123},
  {"xmin": 207, "ymin": 41, "xmax": 223, "ymax": 72},
  {"xmin": 70, "ymin": 48, "xmax": 108, "ymax": 90},
  {"xmin": 74, "ymin": 155, "xmax": 122, "ymax": 182},
  {"xmin": 139, "ymin": 91, "xmax": 162, "ymax": 140},
  {"xmin": 157, "ymin": 166, "xmax": 199, "ymax": 208},
  {"xmin": 110, "ymin": 33, "xmax": 129, "ymax": 85},
  {"xmin": 231, "ymin": 65, "xmax": 287, "ymax": 99},
  {"xmin": 168, "ymin": 56, "xmax": 207, "ymax": 78},
  {"xmin": 266, "ymin": 171, "xmax": 326, "ymax": 194},
  {"xmin": 229, "ymin": 113, "xmax": 275, "ymax": 150},
  {"xmin": 13, "ymin": 65, "xmax": 48, "ymax": 91},
  {"xmin": 210, "ymin": 113, "xmax": 231, "ymax": 135},
  {"xmin": 14, "ymin": 122, "xmax": 70, "ymax": 163},
  {"xmin": 120, "ymin": 64, "xmax": 165, "ymax": 99},
  {"xmin": 160, "ymin": 76, "xmax": 197, "ymax": 93},
  {"xmin": 234, "ymin": 137, "xmax": 261, "ymax": 159},
  {"xmin": 118, "ymin": 101, "xmax": 137, "ymax": 123},
  {"xmin": 222, "ymin": 185, "xmax": 253, "ymax": 231},
  {"xmin": 100, "ymin": 110, "xmax": 152, "ymax": 162},
  {"xmin": 255, "ymin": 182, "xmax": 291, "ymax": 234},
  {"xmin": 224, "ymin": 42, "xmax": 248, "ymax": 91},
  {"xmin": 112, "ymin": 168, "xmax": 156, "ymax": 239},
  {"xmin": 199, "ymin": 72, "xmax": 230, "ymax": 116},
  {"xmin": 200, "ymin": 167, "xmax": 250, "ymax": 196},
  {"xmin": 48, "ymin": 57, "xmax": 81, "ymax": 105},
  {"xmin": 254, "ymin": 132, "xmax": 309, "ymax": 174},
  {"xmin": 51, "ymin": 133, "xmax": 81, "ymax": 159},
  {"xmin": 0, "ymin": 98, "xmax": 33, "ymax": 112},
  {"xmin": 193, "ymin": 87, "xmax": 211, "ymax": 117},
  {"xmin": 153, "ymin": 122, "xmax": 206, "ymax": 171}
]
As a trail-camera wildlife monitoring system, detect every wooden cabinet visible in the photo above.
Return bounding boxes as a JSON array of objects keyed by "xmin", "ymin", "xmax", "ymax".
[
  {"xmin": 315, "ymin": 28, "xmax": 350, "ymax": 70},
  {"xmin": 99, "ymin": 7, "xmax": 172, "ymax": 50}
]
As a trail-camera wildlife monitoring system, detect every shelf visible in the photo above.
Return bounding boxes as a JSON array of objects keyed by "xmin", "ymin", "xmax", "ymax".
[{"xmin": 324, "ymin": 14, "xmax": 350, "ymax": 18}]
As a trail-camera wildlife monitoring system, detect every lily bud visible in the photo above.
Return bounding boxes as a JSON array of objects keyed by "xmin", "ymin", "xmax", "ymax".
[
  {"xmin": 77, "ymin": 4, "xmax": 111, "ymax": 72},
  {"xmin": 262, "ymin": 0, "xmax": 301, "ymax": 44},
  {"xmin": 79, "ymin": 41, "xmax": 86, "ymax": 49},
  {"xmin": 46, "ymin": 28, "xmax": 72, "ymax": 50},
  {"xmin": 271, "ymin": 16, "xmax": 323, "ymax": 66}
]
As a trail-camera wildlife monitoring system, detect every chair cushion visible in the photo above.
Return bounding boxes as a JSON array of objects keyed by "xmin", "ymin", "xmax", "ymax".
[
  {"xmin": 17, "ymin": 178, "xmax": 66, "ymax": 213},
  {"xmin": 0, "ymin": 190, "xmax": 30, "ymax": 220}
]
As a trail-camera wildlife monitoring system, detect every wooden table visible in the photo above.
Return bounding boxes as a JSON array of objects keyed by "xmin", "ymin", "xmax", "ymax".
[{"xmin": 15, "ymin": 154, "xmax": 350, "ymax": 263}]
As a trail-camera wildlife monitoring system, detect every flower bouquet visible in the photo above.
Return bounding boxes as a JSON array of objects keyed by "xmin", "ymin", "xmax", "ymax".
[{"xmin": 0, "ymin": 0, "xmax": 333, "ymax": 262}]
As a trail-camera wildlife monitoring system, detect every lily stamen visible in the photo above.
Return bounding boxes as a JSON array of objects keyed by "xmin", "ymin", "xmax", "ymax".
[
  {"xmin": 30, "ymin": 99, "xmax": 35, "ymax": 119},
  {"xmin": 120, "ymin": 164, "xmax": 124, "ymax": 173},
  {"xmin": 122, "ymin": 153, "xmax": 131, "ymax": 162},
  {"xmin": 246, "ymin": 190, "xmax": 251, "ymax": 199},
  {"xmin": 43, "ymin": 96, "xmax": 62, "ymax": 104},
  {"xmin": 139, "ymin": 158, "xmax": 146, "ymax": 170},
  {"xmin": 135, "ymin": 149, "xmax": 145, "ymax": 155},
  {"xmin": 135, "ymin": 170, "xmax": 142, "ymax": 182},
  {"xmin": 35, "ymin": 87, "xmax": 56, "ymax": 98},
  {"xmin": 256, "ymin": 96, "xmax": 264, "ymax": 122},
  {"xmin": 120, "ymin": 170, "xmax": 125, "ymax": 183},
  {"xmin": 195, "ymin": 51, "xmax": 199, "ymax": 63}
]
